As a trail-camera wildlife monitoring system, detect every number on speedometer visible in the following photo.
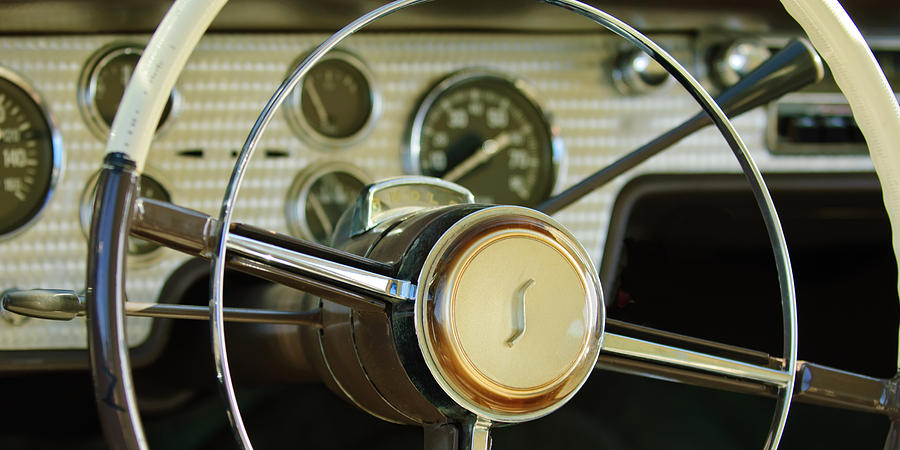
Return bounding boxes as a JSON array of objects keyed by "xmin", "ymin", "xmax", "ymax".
[
  {"xmin": 405, "ymin": 71, "xmax": 562, "ymax": 207},
  {"xmin": 0, "ymin": 67, "xmax": 61, "ymax": 239}
]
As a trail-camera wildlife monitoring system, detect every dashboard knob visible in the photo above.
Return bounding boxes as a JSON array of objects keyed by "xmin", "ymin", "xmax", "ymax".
[
  {"xmin": 611, "ymin": 51, "xmax": 670, "ymax": 95},
  {"xmin": 711, "ymin": 39, "xmax": 772, "ymax": 88}
]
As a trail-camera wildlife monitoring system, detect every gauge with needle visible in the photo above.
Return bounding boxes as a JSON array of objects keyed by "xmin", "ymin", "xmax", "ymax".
[
  {"xmin": 406, "ymin": 71, "xmax": 562, "ymax": 207},
  {"xmin": 285, "ymin": 161, "xmax": 371, "ymax": 245},
  {"xmin": 285, "ymin": 48, "xmax": 380, "ymax": 149},
  {"xmin": 442, "ymin": 132, "xmax": 512, "ymax": 182}
]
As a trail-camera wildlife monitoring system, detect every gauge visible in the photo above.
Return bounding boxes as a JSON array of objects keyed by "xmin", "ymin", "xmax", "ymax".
[
  {"xmin": 285, "ymin": 49, "xmax": 380, "ymax": 148},
  {"xmin": 80, "ymin": 170, "xmax": 170, "ymax": 256},
  {"xmin": 405, "ymin": 71, "xmax": 562, "ymax": 207},
  {"xmin": 0, "ymin": 67, "xmax": 62, "ymax": 239},
  {"xmin": 286, "ymin": 162, "xmax": 370, "ymax": 245},
  {"xmin": 78, "ymin": 43, "xmax": 177, "ymax": 140}
]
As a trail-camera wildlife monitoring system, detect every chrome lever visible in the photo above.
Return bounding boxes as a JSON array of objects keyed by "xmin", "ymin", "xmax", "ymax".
[{"xmin": 1, "ymin": 289, "xmax": 322, "ymax": 327}]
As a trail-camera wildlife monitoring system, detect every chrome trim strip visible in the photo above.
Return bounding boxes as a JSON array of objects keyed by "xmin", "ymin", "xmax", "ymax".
[
  {"xmin": 226, "ymin": 234, "xmax": 416, "ymax": 302},
  {"xmin": 601, "ymin": 332, "xmax": 792, "ymax": 387},
  {"xmin": 1, "ymin": 288, "xmax": 322, "ymax": 327}
]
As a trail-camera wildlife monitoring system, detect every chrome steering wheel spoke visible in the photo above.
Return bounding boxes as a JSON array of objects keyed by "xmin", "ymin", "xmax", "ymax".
[{"xmin": 130, "ymin": 196, "xmax": 412, "ymax": 311}]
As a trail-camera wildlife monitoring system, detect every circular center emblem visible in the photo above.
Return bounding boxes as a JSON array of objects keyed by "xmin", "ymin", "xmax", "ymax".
[{"xmin": 416, "ymin": 206, "xmax": 604, "ymax": 422}]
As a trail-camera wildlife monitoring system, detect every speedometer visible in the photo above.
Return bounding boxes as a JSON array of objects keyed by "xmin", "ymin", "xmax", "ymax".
[
  {"xmin": 405, "ymin": 71, "xmax": 562, "ymax": 207},
  {"xmin": 0, "ymin": 67, "xmax": 61, "ymax": 239}
]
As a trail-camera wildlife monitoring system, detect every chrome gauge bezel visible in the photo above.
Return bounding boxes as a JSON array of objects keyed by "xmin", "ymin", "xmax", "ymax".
[
  {"xmin": 284, "ymin": 48, "xmax": 382, "ymax": 150},
  {"xmin": 403, "ymin": 69, "xmax": 564, "ymax": 206},
  {"xmin": 77, "ymin": 42, "xmax": 181, "ymax": 142},
  {"xmin": 285, "ymin": 161, "xmax": 371, "ymax": 244},
  {"xmin": 0, "ymin": 65, "xmax": 64, "ymax": 242}
]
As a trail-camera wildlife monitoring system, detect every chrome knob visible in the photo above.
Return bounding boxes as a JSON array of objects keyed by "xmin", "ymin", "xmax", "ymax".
[
  {"xmin": 612, "ymin": 51, "xmax": 670, "ymax": 95},
  {"xmin": 712, "ymin": 39, "xmax": 772, "ymax": 88}
]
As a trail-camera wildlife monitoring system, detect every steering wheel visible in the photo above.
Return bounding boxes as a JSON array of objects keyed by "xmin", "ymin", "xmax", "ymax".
[{"xmin": 84, "ymin": 0, "xmax": 900, "ymax": 449}]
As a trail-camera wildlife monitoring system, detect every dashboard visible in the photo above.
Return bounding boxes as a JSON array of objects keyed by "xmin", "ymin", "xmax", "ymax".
[{"xmin": 0, "ymin": 0, "xmax": 898, "ymax": 449}]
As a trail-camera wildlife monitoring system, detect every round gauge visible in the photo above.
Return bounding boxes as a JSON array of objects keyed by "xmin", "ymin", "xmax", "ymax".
[
  {"xmin": 405, "ymin": 71, "xmax": 562, "ymax": 207},
  {"xmin": 286, "ymin": 162, "xmax": 370, "ymax": 245},
  {"xmin": 285, "ymin": 49, "xmax": 380, "ymax": 148},
  {"xmin": 80, "ymin": 171, "xmax": 171, "ymax": 256},
  {"xmin": 78, "ymin": 44, "xmax": 177, "ymax": 140},
  {"xmin": 0, "ymin": 67, "xmax": 62, "ymax": 240}
]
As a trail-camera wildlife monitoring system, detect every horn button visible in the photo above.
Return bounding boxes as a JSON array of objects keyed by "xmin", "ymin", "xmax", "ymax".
[{"xmin": 415, "ymin": 206, "xmax": 604, "ymax": 422}]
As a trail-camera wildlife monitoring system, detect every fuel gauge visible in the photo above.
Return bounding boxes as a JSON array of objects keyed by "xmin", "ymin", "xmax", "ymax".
[
  {"xmin": 285, "ymin": 49, "xmax": 380, "ymax": 148},
  {"xmin": 286, "ymin": 162, "xmax": 370, "ymax": 245}
]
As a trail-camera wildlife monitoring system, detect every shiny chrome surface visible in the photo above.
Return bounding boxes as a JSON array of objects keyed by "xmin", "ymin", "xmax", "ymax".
[
  {"xmin": 601, "ymin": 332, "xmax": 792, "ymax": 387},
  {"xmin": 226, "ymin": 233, "xmax": 415, "ymax": 302},
  {"xmin": 611, "ymin": 50, "xmax": 671, "ymax": 95},
  {"xmin": 79, "ymin": 167, "xmax": 173, "ymax": 259},
  {"xmin": 129, "ymin": 197, "xmax": 218, "ymax": 257},
  {"xmin": 2, "ymin": 289, "xmax": 84, "ymax": 321},
  {"xmin": 711, "ymin": 38, "xmax": 772, "ymax": 88},
  {"xmin": 129, "ymin": 197, "xmax": 395, "ymax": 311},
  {"xmin": 350, "ymin": 176, "xmax": 475, "ymax": 236},
  {"xmin": 1, "ymin": 288, "xmax": 322, "ymax": 326},
  {"xmin": 464, "ymin": 417, "xmax": 492, "ymax": 450}
]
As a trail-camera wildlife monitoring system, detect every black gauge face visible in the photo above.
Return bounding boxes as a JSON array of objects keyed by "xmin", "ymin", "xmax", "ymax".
[
  {"xmin": 0, "ymin": 73, "xmax": 59, "ymax": 238},
  {"xmin": 81, "ymin": 45, "xmax": 175, "ymax": 138},
  {"xmin": 286, "ymin": 50, "xmax": 377, "ymax": 147},
  {"xmin": 408, "ymin": 73, "xmax": 559, "ymax": 207},
  {"xmin": 81, "ymin": 173, "xmax": 170, "ymax": 256},
  {"xmin": 286, "ymin": 163, "xmax": 369, "ymax": 245}
]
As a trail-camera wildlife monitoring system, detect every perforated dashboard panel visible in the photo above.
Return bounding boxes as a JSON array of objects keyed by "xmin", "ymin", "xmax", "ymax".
[{"xmin": 0, "ymin": 33, "xmax": 875, "ymax": 351}]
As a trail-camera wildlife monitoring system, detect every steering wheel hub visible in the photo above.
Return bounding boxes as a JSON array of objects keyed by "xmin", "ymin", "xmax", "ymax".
[{"xmin": 415, "ymin": 206, "xmax": 604, "ymax": 421}]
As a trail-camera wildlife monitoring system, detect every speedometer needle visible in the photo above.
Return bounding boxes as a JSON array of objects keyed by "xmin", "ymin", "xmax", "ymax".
[{"xmin": 443, "ymin": 132, "xmax": 512, "ymax": 182}]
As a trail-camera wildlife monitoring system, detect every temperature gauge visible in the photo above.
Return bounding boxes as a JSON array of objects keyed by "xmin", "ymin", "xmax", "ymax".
[{"xmin": 286, "ymin": 162, "xmax": 370, "ymax": 245}]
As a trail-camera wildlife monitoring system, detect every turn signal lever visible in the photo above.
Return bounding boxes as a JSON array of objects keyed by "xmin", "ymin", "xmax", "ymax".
[
  {"xmin": 1, "ymin": 288, "xmax": 321, "ymax": 326},
  {"xmin": 538, "ymin": 38, "xmax": 825, "ymax": 214}
]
